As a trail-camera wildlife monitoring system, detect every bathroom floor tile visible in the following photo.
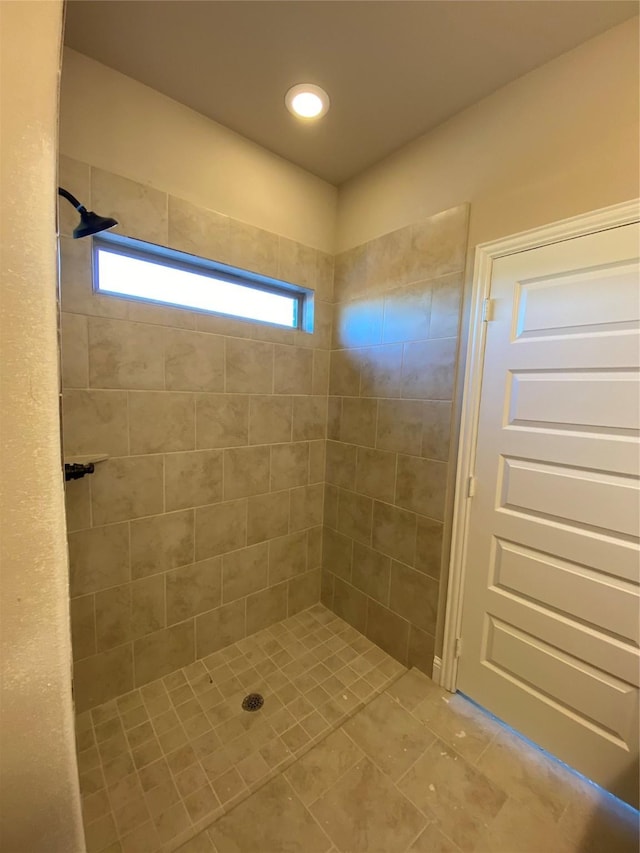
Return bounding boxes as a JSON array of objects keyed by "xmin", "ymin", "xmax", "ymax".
[
  {"xmin": 75, "ymin": 605, "xmax": 638, "ymax": 853},
  {"xmin": 75, "ymin": 603, "xmax": 403, "ymax": 852}
]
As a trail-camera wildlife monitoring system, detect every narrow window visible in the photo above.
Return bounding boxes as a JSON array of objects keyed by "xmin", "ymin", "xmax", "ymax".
[{"xmin": 93, "ymin": 234, "xmax": 312, "ymax": 331}]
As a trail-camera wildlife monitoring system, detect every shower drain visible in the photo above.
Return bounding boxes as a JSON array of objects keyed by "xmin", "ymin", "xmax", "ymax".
[{"xmin": 242, "ymin": 692, "xmax": 264, "ymax": 712}]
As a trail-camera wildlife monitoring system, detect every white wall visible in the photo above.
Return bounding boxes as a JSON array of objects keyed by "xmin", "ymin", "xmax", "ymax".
[
  {"xmin": 337, "ymin": 17, "xmax": 640, "ymax": 253},
  {"xmin": 0, "ymin": 2, "xmax": 85, "ymax": 851},
  {"xmin": 59, "ymin": 48, "xmax": 337, "ymax": 254}
]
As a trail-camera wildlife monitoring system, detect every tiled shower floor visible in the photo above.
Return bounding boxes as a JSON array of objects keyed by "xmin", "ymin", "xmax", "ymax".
[
  {"xmin": 76, "ymin": 604, "xmax": 406, "ymax": 852},
  {"xmin": 76, "ymin": 605, "xmax": 639, "ymax": 853}
]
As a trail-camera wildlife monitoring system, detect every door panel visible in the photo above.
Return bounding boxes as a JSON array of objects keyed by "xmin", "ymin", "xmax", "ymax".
[
  {"xmin": 493, "ymin": 540, "xmax": 640, "ymax": 646},
  {"xmin": 458, "ymin": 221, "xmax": 640, "ymax": 807}
]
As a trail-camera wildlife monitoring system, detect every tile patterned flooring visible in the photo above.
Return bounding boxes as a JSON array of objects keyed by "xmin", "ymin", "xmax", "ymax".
[
  {"xmin": 77, "ymin": 606, "xmax": 640, "ymax": 853},
  {"xmin": 76, "ymin": 604, "xmax": 406, "ymax": 852}
]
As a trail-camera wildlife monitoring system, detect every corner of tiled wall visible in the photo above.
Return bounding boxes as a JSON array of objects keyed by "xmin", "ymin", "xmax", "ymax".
[
  {"xmin": 320, "ymin": 204, "xmax": 470, "ymax": 675},
  {"xmin": 59, "ymin": 156, "xmax": 334, "ymax": 712}
]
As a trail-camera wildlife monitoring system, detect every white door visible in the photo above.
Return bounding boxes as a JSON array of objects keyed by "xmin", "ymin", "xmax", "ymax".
[{"xmin": 457, "ymin": 221, "xmax": 640, "ymax": 808}]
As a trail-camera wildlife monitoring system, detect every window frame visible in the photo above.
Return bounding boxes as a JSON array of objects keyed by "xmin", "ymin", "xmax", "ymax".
[{"xmin": 91, "ymin": 232, "xmax": 314, "ymax": 332}]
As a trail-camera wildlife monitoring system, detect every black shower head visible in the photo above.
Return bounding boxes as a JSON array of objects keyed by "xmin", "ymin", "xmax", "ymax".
[{"xmin": 58, "ymin": 186, "xmax": 118, "ymax": 239}]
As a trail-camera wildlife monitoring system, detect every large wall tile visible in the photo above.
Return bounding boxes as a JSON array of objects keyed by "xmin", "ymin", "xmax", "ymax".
[
  {"xmin": 421, "ymin": 401, "xmax": 452, "ymax": 461},
  {"xmin": 429, "ymin": 272, "xmax": 463, "ymax": 339},
  {"xmin": 340, "ymin": 398, "xmax": 377, "ymax": 448},
  {"xmin": 389, "ymin": 561, "xmax": 439, "ymax": 634},
  {"xmin": 278, "ymin": 237, "xmax": 317, "ymax": 289},
  {"xmin": 224, "ymin": 445, "xmax": 270, "ymax": 499},
  {"xmin": 376, "ymin": 399, "xmax": 424, "ymax": 456},
  {"xmin": 248, "ymin": 396, "xmax": 292, "ymax": 445},
  {"xmin": 168, "ymin": 196, "xmax": 230, "ymax": 263},
  {"xmin": 334, "ymin": 243, "xmax": 368, "ymax": 303},
  {"xmin": 367, "ymin": 224, "xmax": 412, "ymax": 293},
  {"xmin": 289, "ymin": 484, "xmax": 324, "ymax": 532},
  {"xmin": 323, "ymin": 484, "xmax": 339, "ymax": 530},
  {"xmin": 196, "ymin": 394, "xmax": 249, "ymax": 448},
  {"xmin": 312, "ymin": 350, "xmax": 330, "ymax": 396},
  {"xmin": 129, "ymin": 392, "xmax": 195, "ymax": 454},
  {"xmin": 274, "ymin": 345, "xmax": 313, "ymax": 394},
  {"xmin": 336, "ymin": 489, "xmax": 373, "ymax": 545},
  {"xmin": 63, "ymin": 390, "xmax": 129, "ymax": 457},
  {"xmin": 365, "ymin": 599, "xmax": 410, "ymax": 664},
  {"xmin": 382, "ymin": 281, "xmax": 432, "ymax": 344},
  {"xmin": 268, "ymin": 531, "xmax": 307, "ymax": 585},
  {"xmin": 359, "ymin": 344, "xmax": 403, "ymax": 398},
  {"xmin": 91, "ymin": 455, "xmax": 164, "ymax": 524},
  {"xmin": 92, "ymin": 168, "xmax": 168, "ymax": 245},
  {"xmin": 69, "ymin": 523, "xmax": 130, "ymax": 597},
  {"xmin": 133, "ymin": 620, "xmax": 195, "ymax": 686},
  {"xmin": 164, "ymin": 329, "xmax": 224, "ymax": 392},
  {"xmin": 95, "ymin": 584, "xmax": 131, "ymax": 651},
  {"xmin": 227, "ymin": 221, "xmax": 279, "ymax": 279},
  {"xmin": 64, "ymin": 477, "xmax": 91, "ymax": 533},
  {"xmin": 311, "ymin": 301, "xmax": 333, "ymax": 350},
  {"xmin": 61, "ymin": 312, "xmax": 89, "ymax": 389},
  {"xmin": 308, "ymin": 440, "xmax": 326, "ymax": 485},
  {"xmin": 414, "ymin": 517, "xmax": 444, "ymax": 580},
  {"xmin": 355, "ymin": 447, "xmax": 396, "ymax": 502},
  {"xmin": 74, "ymin": 644, "xmax": 134, "ymax": 712},
  {"xmin": 351, "ymin": 542, "xmax": 391, "ymax": 606},
  {"xmin": 333, "ymin": 577, "xmax": 367, "ymax": 633},
  {"xmin": 307, "ymin": 525, "xmax": 322, "ymax": 569},
  {"xmin": 372, "ymin": 501, "xmax": 417, "ymax": 566},
  {"xmin": 247, "ymin": 490, "xmax": 289, "ymax": 545},
  {"xmin": 409, "ymin": 205, "xmax": 468, "ymax": 283},
  {"xmin": 325, "ymin": 441, "xmax": 356, "ymax": 490},
  {"xmin": 130, "ymin": 510, "xmax": 194, "ymax": 579},
  {"xmin": 225, "ymin": 338, "xmax": 274, "ymax": 394},
  {"xmin": 166, "ymin": 558, "xmax": 222, "ymax": 624},
  {"xmin": 395, "ymin": 455, "xmax": 448, "ymax": 520},
  {"xmin": 270, "ymin": 442, "xmax": 309, "ymax": 491},
  {"xmin": 408, "ymin": 625, "xmax": 436, "ymax": 675},
  {"xmin": 126, "ymin": 300, "xmax": 195, "ymax": 331},
  {"xmin": 329, "ymin": 350, "xmax": 360, "ymax": 397},
  {"xmin": 222, "ymin": 544, "xmax": 268, "ymax": 604},
  {"xmin": 195, "ymin": 500, "xmax": 247, "ymax": 560},
  {"xmin": 315, "ymin": 252, "xmax": 334, "ymax": 303},
  {"xmin": 60, "ymin": 237, "xmax": 129, "ymax": 320},
  {"xmin": 287, "ymin": 569, "xmax": 321, "ymax": 616},
  {"xmin": 88, "ymin": 318, "xmax": 165, "ymax": 390},
  {"xmin": 320, "ymin": 567, "xmax": 334, "ymax": 608},
  {"xmin": 292, "ymin": 396, "xmax": 326, "ymax": 441},
  {"xmin": 333, "ymin": 299, "xmax": 383, "ymax": 349},
  {"xmin": 130, "ymin": 575, "xmax": 166, "ymax": 639},
  {"xmin": 70, "ymin": 594, "xmax": 96, "ymax": 661},
  {"xmin": 94, "ymin": 575, "xmax": 165, "ymax": 652},
  {"xmin": 196, "ymin": 601, "xmax": 245, "ymax": 657},
  {"xmin": 246, "ymin": 584, "xmax": 287, "ymax": 634},
  {"xmin": 322, "ymin": 528, "xmax": 353, "ymax": 582},
  {"xmin": 401, "ymin": 338, "xmax": 457, "ymax": 400},
  {"xmin": 165, "ymin": 449, "xmax": 223, "ymax": 510}
]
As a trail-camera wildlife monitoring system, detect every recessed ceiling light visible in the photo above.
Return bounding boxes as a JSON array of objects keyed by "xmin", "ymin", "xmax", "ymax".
[{"xmin": 285, "ymin": 83, "xmax": 330, "ymax": 120}]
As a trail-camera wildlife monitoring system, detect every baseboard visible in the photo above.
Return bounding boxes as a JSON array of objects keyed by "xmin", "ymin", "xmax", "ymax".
[{"xmin": 431, "ymin": 655, "xmax": 442, "ymax": 684}]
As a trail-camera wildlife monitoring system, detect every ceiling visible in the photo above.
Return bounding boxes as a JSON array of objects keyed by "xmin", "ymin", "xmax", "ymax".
[{"xmin": 63, "ymin": 1, "xmax": 638, "ymax": 185}]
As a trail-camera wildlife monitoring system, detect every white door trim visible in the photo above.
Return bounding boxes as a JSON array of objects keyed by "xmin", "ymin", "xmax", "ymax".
[{"xmin": 440, "ymin": 198, "xmax": 640, "ymax": 693}]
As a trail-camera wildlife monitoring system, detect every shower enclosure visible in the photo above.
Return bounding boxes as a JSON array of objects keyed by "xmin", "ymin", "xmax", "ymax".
[{"xmin": 59, "ymin": 157, "xmax": 469, "ymax": 848}]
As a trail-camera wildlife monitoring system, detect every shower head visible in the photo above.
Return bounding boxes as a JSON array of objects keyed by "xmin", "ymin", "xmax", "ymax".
[{"xmin": 58, "ymin": 186, "xmax": 118, "ymax": 239}]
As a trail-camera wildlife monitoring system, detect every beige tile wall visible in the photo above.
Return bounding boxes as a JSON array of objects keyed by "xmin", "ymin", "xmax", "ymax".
[
  {"xmin": 60, "ymin": 157, "xmax": 333, "ymax": 712},
  {"xmin": 320, "ymin": 205, "xmax": 469, "ymax": 674}
]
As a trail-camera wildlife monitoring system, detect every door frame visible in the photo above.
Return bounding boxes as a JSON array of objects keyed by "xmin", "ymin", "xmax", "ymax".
[{"xmin": 440, "ymin": 198, "xmax": 640, "ymax": 693}]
